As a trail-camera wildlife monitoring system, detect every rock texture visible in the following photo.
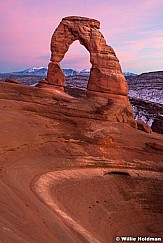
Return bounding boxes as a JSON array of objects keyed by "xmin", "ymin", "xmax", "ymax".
[
  {"xmin": 5, "ymin": 78, "xmax": 19, "ymax": 84},
  {"xmin": 0, "ymin": 81, "xmax": 163, "ymax": 242},
  {"xmin": 45, "ymin": 16, "xmax": 127, "ymax": 96},
  {"xmin": 127, "ymin": 71, "xmax": 163, "ymax": 104},
  {"xmin": 38, "ymin": 16, "xmax": 138, "ymax": 128},
  {"xmin": 152, "ymin": 117, "xmax": 163, "ymax": 134}
]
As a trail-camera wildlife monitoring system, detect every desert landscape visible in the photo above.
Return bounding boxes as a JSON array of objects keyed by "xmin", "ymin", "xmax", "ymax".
[
  {"xmin": 0, "ymin": 15, "xmax": 163, "ymax": 243},
  {"xmin": 0, "ymin": 80, "xmax": 163, "ymax": 242}
]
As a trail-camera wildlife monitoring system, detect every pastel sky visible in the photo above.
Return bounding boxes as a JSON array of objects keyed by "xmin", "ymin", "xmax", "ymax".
[{"xmin": 0, "ymin": 0, "xmax": 163, "ymax": 74}]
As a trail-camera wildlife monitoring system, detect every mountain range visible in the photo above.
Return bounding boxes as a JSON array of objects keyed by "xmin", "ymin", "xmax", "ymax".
[
  {"xmin": 1, "ymin": 67, "xmax": 137, "ymax": 77},
  {"xmin": 10, "ymin": 67, "xmax": 77, "ymax": 77}
]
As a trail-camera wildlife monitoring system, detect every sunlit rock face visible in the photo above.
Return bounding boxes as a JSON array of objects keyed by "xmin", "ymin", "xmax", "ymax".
[
  {"xmin": 0, "ymin": 80, "xmax": 163, "ymax": 243},
  {"xmin": 38, "ymin": 16, "xmax": 153, "ymax": 130},
  {"xmin": 46, "ymin": 16, "xmax": 128, "ymax": 96}
]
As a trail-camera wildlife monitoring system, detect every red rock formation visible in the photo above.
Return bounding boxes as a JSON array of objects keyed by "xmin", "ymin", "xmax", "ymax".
[
  {"xmin": 45, "ymin": 16, "xmax": 127, "ymax": 98},
  {"xmin": 5, "ymin": 78, "xmax": 19, "ymax": 84},
  {"xmin": 0, "ymin": 81, "xmax": 163, "ymax": 242},
  {"xmin": 38, "ymin": 17, "xmax": 133, "ymax": 124},
  {"xmin": 38, "ymin": 16, "xmax": 153, "ymax": 130}
]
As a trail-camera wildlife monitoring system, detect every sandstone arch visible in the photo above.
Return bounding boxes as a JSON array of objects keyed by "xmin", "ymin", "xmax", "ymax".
[
  {"xmin": 44, "ymin": 16, "xmax": 128, "ymax": 98},
  {"xmin": 38, "ymin": 16, "xmax": 137, "ymax": 126}
]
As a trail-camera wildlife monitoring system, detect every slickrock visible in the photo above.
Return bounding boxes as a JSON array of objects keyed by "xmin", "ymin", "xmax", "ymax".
[{"xmin": 0, "ymin": 81, "xmax": 163, "ymax": 243}]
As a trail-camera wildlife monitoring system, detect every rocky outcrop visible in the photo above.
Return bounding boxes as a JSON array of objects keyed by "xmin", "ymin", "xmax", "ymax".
[
  {"xmin": 136, "ymin": 120, "xmax": 152, "ymax": 134},
  {"xmin": 5, "ymin": 78, "xmax": 19, "ymax": 84},
  {"xmin": 38, "ymin": 16, "xmax": 137, "ymax": 128},
  {"xmin": 127, "ymin": 71, "xmax": 163, "ymax": 104},
  {"xmin": 44, "ymin": 16, "xmax": 127, "ymax": 97},
  {"xmin": 151, "ymin": 117, "xmax": 163, "ymax": 134}
]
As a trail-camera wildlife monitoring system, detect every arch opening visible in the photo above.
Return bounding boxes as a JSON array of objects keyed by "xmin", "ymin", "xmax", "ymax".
[
  {"xmin": 37, "ymin": 16, "xmax": 136, "ymax": 128},
  {"xmin": 45, "ymin": 16, "xmax": 128, "ymax": 98},
  {"xmin": 61, "ymin": 40, "xmax": 91, "ymax": 72},
  {"xmin": 60, "ymin": 40, "xmax": 91, "ymax": 97}
]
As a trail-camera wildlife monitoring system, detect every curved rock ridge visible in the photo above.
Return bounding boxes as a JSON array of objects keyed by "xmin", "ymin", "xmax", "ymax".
[
  {"xmin": 34, "ymin": 168, "xmax": 163, "ymax": 243},
  {"xmin": 0, "ymin": 81, "xmax": 163, "ymax": 242}
]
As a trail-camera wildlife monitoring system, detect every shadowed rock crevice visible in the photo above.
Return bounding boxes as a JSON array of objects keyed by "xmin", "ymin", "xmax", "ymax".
[{"xmin": 105, "ymin": 171, "xmax": 131, "ymax": 176}]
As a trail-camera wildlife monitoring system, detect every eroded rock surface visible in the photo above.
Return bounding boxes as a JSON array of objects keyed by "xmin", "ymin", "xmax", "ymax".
[
  {"xmin": 38, "ymin": 16, "xmax": 139, "ymax": 128},
  {"xmin": 0, "ymin": 81, "xmax": 163, "ymax": 242},
  {"xmin": 45, "ymin": 16, "xmax": 127, "ymax": 97}
]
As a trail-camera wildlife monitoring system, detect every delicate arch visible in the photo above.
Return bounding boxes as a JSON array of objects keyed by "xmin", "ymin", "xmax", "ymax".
[{"xmin": 45, "ymin": 16, "xmax": 128, "ymax": 97}]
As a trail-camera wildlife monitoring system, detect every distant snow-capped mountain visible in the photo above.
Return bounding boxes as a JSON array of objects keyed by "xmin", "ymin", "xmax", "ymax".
[
  {"xmin": 123, "ymin": 72, "xmax": 137, "ymax": 77},
  {"xmin": 12, "ymin": 67, "xmax": 48, "ymax": 76},
  {"xmin": 79, "ymin": 69, "xmax": 90, "ymax": 76},
  {"xmin": 11, "ymin": 67, "xmax": 78, "ymax": 77},
  {"xmin": 63, "ymin": 69, "xmax": 77, "ymax": 76},
  {"xmin": 23, "ymin": 67, "xmax": 45, "ymax": 73},
  {"xmin": 8, "ymin": 67, "xmax": 138, "ymax": 78}
]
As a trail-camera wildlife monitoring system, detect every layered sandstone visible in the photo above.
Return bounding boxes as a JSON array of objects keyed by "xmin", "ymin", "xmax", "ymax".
[
  {"xmin": 45, "ymin": 16, "xmax": 127, "ymax": 97},
  {"xmin": 38, "ymin": 16, "xmax": 139, "ymax": 128},
  {"xmin": 0, "ymin": 81, "xmax": 163, "ymax": 242}
]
